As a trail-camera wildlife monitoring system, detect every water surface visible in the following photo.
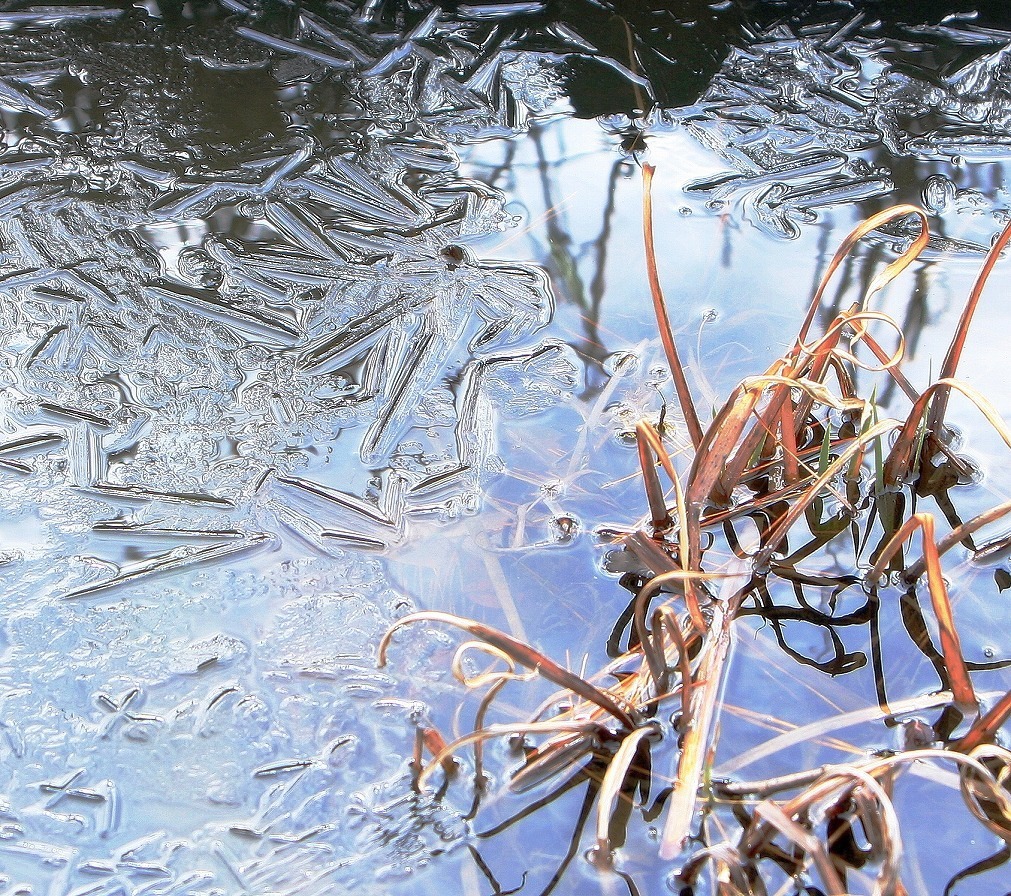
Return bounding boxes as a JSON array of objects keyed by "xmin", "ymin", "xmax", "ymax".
[{"xmin": 0, "ymin": 3, "xmax": 1010, "ymax": 894}]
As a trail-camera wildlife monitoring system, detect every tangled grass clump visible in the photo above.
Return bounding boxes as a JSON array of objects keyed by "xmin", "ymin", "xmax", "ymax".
[{"xmin": 378, "ymin": 167, "xmax": 1011, "ymax": 895}]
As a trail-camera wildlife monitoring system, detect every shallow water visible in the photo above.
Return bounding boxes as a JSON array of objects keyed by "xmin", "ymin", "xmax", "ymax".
[{"xmin": 0, "ymin": 3, "xmax": 1010, "ymax": 895}]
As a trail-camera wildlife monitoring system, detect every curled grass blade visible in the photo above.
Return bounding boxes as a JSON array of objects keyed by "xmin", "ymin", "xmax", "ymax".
[
  {"xmin": 740, "ymin": 373, "xmax": 865, "ymax": 413},
  {"xmin": 796, "ymin": 306, "xmax": 905, "ymax": 366},
  {"xmin": 868, "ymin": 747, "xmax": 1011, "ymax": 843},
  {"xmin": 813, "ymin": 310, "xmax": 907, "ymax": 375},
  {"xmin": 795, "ymin": 205, "xmax": 929, "ymax": 347},
  {"xmin": 452, "ymin": 641, "xmax": 536, "ymax": 785},
  {"xmin": 379, "ymin": 611, "xmax": 638, "ymax": 729},
  {"xmin": 632, "ymin": 568, "xmax": 727, "ymax": 676},
  {"xmin": 452, "ymin": 640, "xmax": 518, "ymax": 688},
  {"xmin": 623, "ymin": 527, "xmax": 710, "ymax": 634},
  {"xmin": 886, "ymin": 377, "xmax": 1011, "ymax": 487},
  {"xmin": 958, "ymin": 744, "xmax": 1011, "ymax": 840}
]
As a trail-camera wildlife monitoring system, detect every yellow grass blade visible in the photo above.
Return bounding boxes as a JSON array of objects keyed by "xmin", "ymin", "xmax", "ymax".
[{"xmin": 594, "ymin": 724, "xmax": 656, "ymax": 859}]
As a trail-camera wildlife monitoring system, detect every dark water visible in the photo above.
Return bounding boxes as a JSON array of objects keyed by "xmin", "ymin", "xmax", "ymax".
[{"xmin": 0, "ymin": 2, "xmax": 1009, "ymax": 894}]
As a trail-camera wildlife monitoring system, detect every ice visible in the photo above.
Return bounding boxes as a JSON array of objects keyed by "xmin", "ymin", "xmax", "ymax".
[
  {"xmin": 0, "ymin": 548, "xmax": 435, "ymax": 886},
  {"xmin": 297, "ymin": 12, "xmax": 374, "ymax": 65},
  {"xmin": 0, "ymin": 2, "xmax": 671, "ymax": 893},
  {"xmin": 479, "ymin": 340, "xmax": 580, "ymax": 417},
  {"xmin": 458, "ymin": 2, "xmax": 547, "ymax": 18},
  {"xmin": 61, "ymin": 532, "xmax": 276, "ymax": 601},
  {"xmin": 674, "ymin": 20, "xmax": 1011, "ymax": 237},
  {"xmin": 275, "ymin": 474, "xmax": 404, "ymax": 538},
  {"xmin": 146, "ymin": 280, "xmax": 301, "ymax": 344},
  {"xmin": 0, "ymin": 76, "xmax": 58, "ymax": 118},
  {"xmin": 235, "ymin": 27, "xmax": 355, "ymax": 70},
  {"xmin": 0, "ymin": 7, "xmax": 122, "ymax": 29}
]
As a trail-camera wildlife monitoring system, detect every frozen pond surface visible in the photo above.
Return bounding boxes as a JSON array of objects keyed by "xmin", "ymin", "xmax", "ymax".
[{"xmin": 0, "ymin": 2, "xmax": 1011, "ymax": 894}]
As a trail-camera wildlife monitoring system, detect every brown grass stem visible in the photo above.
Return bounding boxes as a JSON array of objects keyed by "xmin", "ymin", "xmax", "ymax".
[
  {"xmin": 904, "ymin": 498, "xmax": 1011, "ymax": 582},
  {"xmin": 716, "ymin": 765, "xmax": 835, "ymax": 799},
  {"xmin": 642, "ymin": 164, "xmax": 704, "ymax": 449},
  {"xmin": 637, "ymin": 420, "xmax": 697, "ymax": 615},
  {"xmin": 416, "ymin": 720, "xmax": 605, "ymax": 791},
  {"xmin": 753, "ymin": 418, "xmax": 898, "ymax": 569},
  {"xmin": 747, "ymin": 766, "xmax": 903, "ymax": 895},
  {"xmin": 927, "ymin": 216, "xmax": 1011, "ymax": 438},
  {"xmin": 376, "ymin": 198, "xmax": 1011, "ymax": 885},
  {"xmin": 885, "ymin": 377, "xmax": 1011, "ymax": 487},
  {"xmin": 955, "ymin": 688, "xmax": 1011, "ymax": 753},
  {"xmin": 636, "ymin": 424, "xmax": 672, "ymax": 529},
  {"xmin": 753, "ymin": 800, "xmax": 847, "ymax": 895},
  {"xmin": 632, "ymin": 569, "xmax": 725, "ymax": 674},
  {"xmin": 795, "ymin": 205, "xmax": 929, "ymax": 347},
  {"xmin": 860, "ymin": 329, "xmax": 920, "ymax": 404},
  {"xmin": 868, "ymin": 513, "xmax": 977, "ymax": 709},
  {"xmin": 656, "ymin": 606, "xmax": 695, "ymax": 723},
  {"xmin": 507, "ymin": 732, "xmax": 596, "ymax": 793}
]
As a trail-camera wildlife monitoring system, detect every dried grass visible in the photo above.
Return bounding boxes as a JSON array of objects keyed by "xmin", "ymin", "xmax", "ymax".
[{"xmin": 377, "ymin": 178, "xmax": 1011, "ymax": 893}]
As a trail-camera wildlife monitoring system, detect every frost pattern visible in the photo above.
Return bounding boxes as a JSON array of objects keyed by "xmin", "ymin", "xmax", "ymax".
[
  {"xmin": 665, "ymin": 19, "xmax": 1011, "ymax": 241},
  {"xmin": 0, "ymin": 4, "xmax": 584, "ymax": 559},
  {"xmin": 0, "ymin": 3, "xmax": 586, "ymax": 893}
]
